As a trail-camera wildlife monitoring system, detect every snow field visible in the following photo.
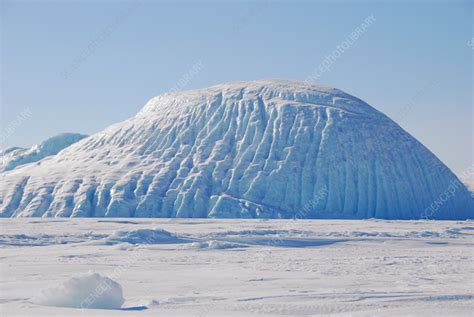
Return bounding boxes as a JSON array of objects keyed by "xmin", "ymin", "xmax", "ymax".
[{"xmin": 0, "ymin": 218, "xmax": 473, "ymax": 316}]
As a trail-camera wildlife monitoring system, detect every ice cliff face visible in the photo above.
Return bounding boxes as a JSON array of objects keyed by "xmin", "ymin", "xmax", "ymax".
[
  {"xmin": 1, "ymin": 133, "xmax": 88, "ymax": 172},
  {"xmin": 0, "ymin": 80, "xmax": 472, "ymax": 219}
]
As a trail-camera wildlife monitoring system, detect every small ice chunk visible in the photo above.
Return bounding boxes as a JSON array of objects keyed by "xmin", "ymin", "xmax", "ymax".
[{"xmin": 33, "ymin": 272, "xmax": 124, "ymax": 309}]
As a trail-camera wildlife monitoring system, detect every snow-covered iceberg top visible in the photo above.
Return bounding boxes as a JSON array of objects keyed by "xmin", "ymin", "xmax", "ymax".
[{"xmin": 138, "ymin": 79, "xmax": 382, "ymax": 119}]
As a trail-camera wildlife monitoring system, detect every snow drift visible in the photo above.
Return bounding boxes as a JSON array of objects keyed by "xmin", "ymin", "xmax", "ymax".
[
  {"xmin": 33, "ymin": 273, "xmax": 124, "ymax": 309},
  {"xmin": 99, "ymin": 228, "xmax": 186, "ymax": 245},
  {"xmin": 184, "ymin": 240, "xmax": 247, "ymax": 250},
  {"xmin": 0, "ymin": 79, "xmax": 472, "ymax": 219}
]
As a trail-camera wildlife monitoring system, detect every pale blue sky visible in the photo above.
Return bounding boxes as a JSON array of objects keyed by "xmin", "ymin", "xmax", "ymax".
[{"xmin": 1, "ymin": 0, "xmax": 472, "ymax": 175}]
